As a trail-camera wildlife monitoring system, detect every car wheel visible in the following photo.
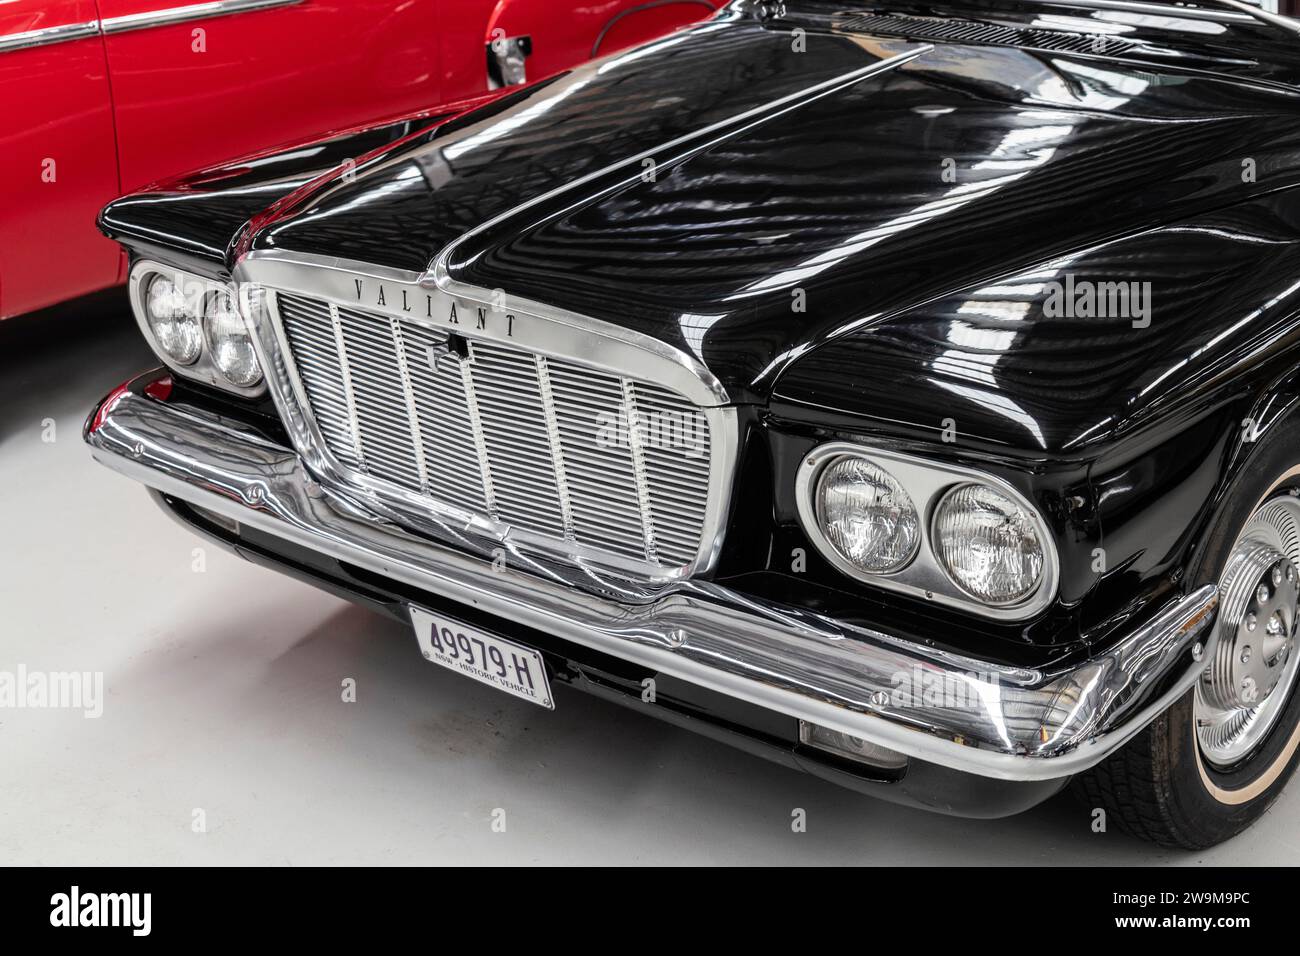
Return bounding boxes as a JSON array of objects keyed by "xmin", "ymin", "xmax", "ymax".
[{"xmin": 1075, "ymin": 428, "xmax": 1300, "ymax": 848}]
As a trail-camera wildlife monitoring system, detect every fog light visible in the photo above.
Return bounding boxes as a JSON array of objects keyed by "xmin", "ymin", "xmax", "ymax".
[
  {"xmin": 190, "ymin": 503, "xmax": 240, "ymax": 536},
  {"xmin": 799, "ymin": 721, "xmax": 908, "ymax": 770}
]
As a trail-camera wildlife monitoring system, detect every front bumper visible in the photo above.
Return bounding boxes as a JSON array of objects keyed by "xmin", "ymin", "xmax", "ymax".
[{"xmin": 86, "ymin": 372, "xmax": 1218, "ymax": 786}]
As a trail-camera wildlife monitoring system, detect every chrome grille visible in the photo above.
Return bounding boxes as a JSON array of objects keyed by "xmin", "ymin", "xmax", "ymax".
[{"xmin": 275, "ymin": 292, "xmax": 712, "ymax": 571}]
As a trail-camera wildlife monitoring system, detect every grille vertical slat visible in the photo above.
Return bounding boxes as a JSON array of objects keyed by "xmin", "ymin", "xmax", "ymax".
[
  {"xmin": 279, "ymin": 297, "xmax": 361, "ymax": 469},
  {"xmin": 620, "ymin": 377, "xmax": 658, "ymax": 563},
  {"xmin": 548, "ymin": 361, "xmax": 647, "ymax": 557},
  {"xmin": 634, "ymin": 381, "xmax": 712, "ymax": 567},
  {"xmin": 533, "ymin": 356, "xmax": 575, "ymax": 539},
  {"xmin": 387, "ymin": 317, "xmax": 431, "ymax": 494},
  {"xmin": 469, "ymin": 341, "xmax": 566, "ymax": 538},
  {"xmin": 274, "ymin": 291, "xmax": 713, "ymax": 573},
  {"xmin": 398, "ymin": 321, "xmax": 491, "ymax": 517},
  {"xmin": 456, "ymin": 349, "xmax": 499, "ymax": 518},
  {"xmin": 336, "ymin": 306, "xmax": 422, "ymax": 491}
]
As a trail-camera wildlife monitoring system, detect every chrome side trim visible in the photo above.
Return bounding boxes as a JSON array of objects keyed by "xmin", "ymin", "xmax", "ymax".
[
  {"xmin": 0, "ymin": 20, "xmax": 98, "ymax": 54},
  {"xmin": 0, "ymin": 0, "xmax": 301, "ymax": 54},
  {"xmin": 794, "ymin": 442, "xmax": 1061, "ymax": 622},
  {"xmin": 100, "ymin": 0, "xmax": 302, "ymax": 36},
  {"xmin": 87, "ymin": 382, "xmax": 1220, "ymax": 782}
]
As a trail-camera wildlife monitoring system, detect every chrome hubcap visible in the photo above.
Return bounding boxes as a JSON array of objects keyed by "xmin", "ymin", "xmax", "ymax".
[{"xmin": 1196, "ymin": 497, "xmax": 1300, "ymax": 767}]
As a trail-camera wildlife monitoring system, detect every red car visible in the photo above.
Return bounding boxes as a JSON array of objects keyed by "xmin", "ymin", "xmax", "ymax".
[{"xmin": 0, "ymin": 0, "xmax": 717, "ymax": 319}]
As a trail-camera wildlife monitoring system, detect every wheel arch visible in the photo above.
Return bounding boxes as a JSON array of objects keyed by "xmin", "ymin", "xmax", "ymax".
[{"xmin": 1083, "ymin": 351, "xmax": 1300, "ymax": 640}]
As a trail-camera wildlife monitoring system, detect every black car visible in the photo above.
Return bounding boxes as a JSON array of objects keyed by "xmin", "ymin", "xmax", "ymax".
[{"xmin": 87, "ymin": 0, "xmax": 1300, "ymax": 848}]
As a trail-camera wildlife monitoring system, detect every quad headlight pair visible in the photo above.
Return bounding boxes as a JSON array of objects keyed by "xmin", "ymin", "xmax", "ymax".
[
  {"xmin": 131, "ymin": 262, "xmax": 263, "ymax": 393},
  {"xmin": 796, "ymin": 444, "xmax": 1057, "ymax": 619}
]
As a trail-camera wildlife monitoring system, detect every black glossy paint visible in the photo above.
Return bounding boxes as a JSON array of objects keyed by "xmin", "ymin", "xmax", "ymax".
[
  {"xmin": 97, "ymin": 0, "xmax": 1300, "ymax": 651},
  {"xmin": 248, "ymin": 15, "xmax": 888, "ymax": 273},
  {"xmin": 98, "ymin": 111, "xmax": 468, "ymax": 267}
]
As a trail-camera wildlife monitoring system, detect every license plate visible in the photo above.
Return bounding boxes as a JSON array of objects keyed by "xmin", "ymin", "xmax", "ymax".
[{"xmin": 409, "ymin": 607, "xmax": 554, "ymax": 709}]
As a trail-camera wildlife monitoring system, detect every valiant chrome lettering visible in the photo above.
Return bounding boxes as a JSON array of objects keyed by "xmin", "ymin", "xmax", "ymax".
[{"xmin": 353, "ymin": 279, "xmax": 515, "ymax": 337}]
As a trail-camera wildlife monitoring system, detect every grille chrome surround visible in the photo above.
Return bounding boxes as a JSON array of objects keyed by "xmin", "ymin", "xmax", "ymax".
[{"xmin": 229, "ymin": 251, "xmax": 736, "ymax": 583}]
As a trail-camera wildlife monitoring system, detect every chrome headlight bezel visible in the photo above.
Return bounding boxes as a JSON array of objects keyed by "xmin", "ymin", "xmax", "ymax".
[
  {"xmin": 795, "ymin": 443, "xmax": 1059, "ymax": 621},
  {"xmin": 128, "ymin": 260, "xmax": 266, "ymax": 398}
]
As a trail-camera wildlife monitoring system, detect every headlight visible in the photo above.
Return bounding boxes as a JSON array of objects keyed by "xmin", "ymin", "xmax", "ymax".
[
  {"xmin": 933, "ymin": 483, "xmax": 1045, "ymax": 605},
  {"xmin": 796, "ymin": 443, "xmax": 1058, "ymax": 620},
  {"xmin": 130, "ymin": 261, "xmax": 266, "ymax": 396},
  {"xmin": 144, "ymin": 274, "xmax": 202, "ymax": 365},
  {"xmin": 816, "ymin": 456, "xmax": 920, "ymax": 573},
  {"xmin": 203, "ymin": 290, "xmax": 262, "ymax": 387}
]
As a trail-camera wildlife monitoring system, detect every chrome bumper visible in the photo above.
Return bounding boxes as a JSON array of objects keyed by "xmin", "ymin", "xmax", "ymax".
[{"xmin": 86, "ymin": 378, "xmax": 1219, "ymax": 783}]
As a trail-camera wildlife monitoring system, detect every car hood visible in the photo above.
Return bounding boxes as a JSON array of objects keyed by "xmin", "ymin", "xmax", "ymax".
[{"xmin": 241, "ymin": 8, "xmax": 1300, "ymax": 444}]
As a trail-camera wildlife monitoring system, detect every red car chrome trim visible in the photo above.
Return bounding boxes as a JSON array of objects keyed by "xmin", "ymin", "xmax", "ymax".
[
  {"xmin": 0, "ymin": 20, "xmax": 99, "ymax": 53},
  {"xmin": 99, "ymin": 0, "xmax": 303, "ymax": 36},
  {"xmin": 0, "ymin": 0, "xmax": 301, "ymax": 53}
]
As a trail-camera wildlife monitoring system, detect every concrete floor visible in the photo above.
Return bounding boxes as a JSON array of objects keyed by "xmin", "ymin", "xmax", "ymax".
[{"xmin": 3, "ymin": 294, "xmax": 1299, "ymax": 866}]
